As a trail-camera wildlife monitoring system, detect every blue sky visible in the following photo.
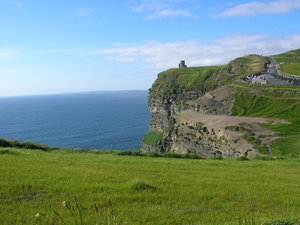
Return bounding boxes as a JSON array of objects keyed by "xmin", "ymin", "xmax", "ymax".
[{"xmin": 1, "ymin": 0, "xmax": 300, "ymax": 96}]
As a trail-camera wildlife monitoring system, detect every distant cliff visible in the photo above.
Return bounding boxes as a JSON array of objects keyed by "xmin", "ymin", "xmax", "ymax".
[{"xmin": 141, "ymin": 54, "xmax": 297, "ymax": 157}]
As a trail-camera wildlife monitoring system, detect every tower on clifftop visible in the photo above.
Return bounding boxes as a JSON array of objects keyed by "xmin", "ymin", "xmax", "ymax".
[{"xmin": 179, "ymin": 60, "xmax": 187, "ymax": 68}]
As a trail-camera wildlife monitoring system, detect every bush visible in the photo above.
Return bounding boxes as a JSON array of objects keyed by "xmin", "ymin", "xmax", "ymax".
[
  {"xmin": 263, "ymin": 219, "xmax": 294, "ymax": 225},
  {"xmin": 183, "ymin": 153, "xmax": 202, "ymax": 159},
  {"xmin": 143, "ymin": 131, "xmax": 164, "ymax": 145},
  {"xmin": 209, "ymin": 155, "xmax": 224, "ymax": 160},
  {"xmin": 0, "ymin": 138, "xmax": 11, "ymax": 147},
  {"xmin": 116, "ymin": 150, "xmax": 144, "ymax": 156},
  {"xmin": 242, "ymin": 135, "xmax": 269, "ymax": 154},
  {"xmin": 144, "ymin": 152, "xmax": 160, "ymax": 157},
  {"xmin": 0, "ymin": 149, "xmax": 20, "ymax": 155},
  {"xmin": 161, "ymin": 152, "xmax": 183, "ymax": 158},
  {"xmin": 0, "ymin": 137, "xmax": 56, "ymax": 151},
  {"xmin": 237, "ymin": 155, "xmax": 249, "ymax": 161},
  {"xmin": 130, "ymin": 180, "xmax": 157, "ymax": 192},
  {"xmin": 253, "ymin": 156, "xmax": 277, "ymax": 161}
]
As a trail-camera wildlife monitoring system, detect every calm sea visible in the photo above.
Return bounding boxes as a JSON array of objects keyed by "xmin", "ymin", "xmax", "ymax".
[{"xmin": 0, "ymin": 91, "xmax": 150, "ymax": 150}]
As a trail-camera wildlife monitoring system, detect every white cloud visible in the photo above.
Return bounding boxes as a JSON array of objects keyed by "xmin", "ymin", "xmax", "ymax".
[
  {"xmin": 92, "ymin": 34, "xmax": 300, "ymax": 69},
  {"xmin": 127, "ymin": 0, "xmax": 172, "ymax": 12},
  {"xmin": 77, "ymin": 8, "xmax": 94, "ymax": 17},
  {"xmin": 127, "ymin": 0, "xmax": 198, "ymax": 19},
  {"xmin": 218, "ymin": 0, "xmax": 300, "ymax": 17},
  {"xmin": 10, "ymin": 0, "xmax": 23, "ymax": 7},
  {"xmin": 0, "ymin": 49, "xmax": 17, "ymax": 60},
  {"xmin": 147, "ymin": 9, "xmax": 197, "ymax": 19},
  {"xmin": 0, "ymin": 68, "xmax": 40, "ymax": 74},
  {"xmin": 0, "ymin": 69, "xmax": 18, "ymax": 73}
]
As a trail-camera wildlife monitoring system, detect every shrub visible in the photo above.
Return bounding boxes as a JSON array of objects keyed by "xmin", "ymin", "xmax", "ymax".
[
  {"xmin": 0, "ymin": 138, "xmax": 11, "ymax": 147},
  {"xmin": 237, "ymin": 155, "xmax": 249, "ymax": 161},
  {"xmin": 143, "ymin": 131, "xmax": 164, "ymax": 145},
  {"xmin": 161, "ymin": 152, "xmax": 183, "ymax": 158},
  {"xmin": 242, "ymin": 135, "xmax": 269, "ymax": 154},
  {"xmin": 116, "ymin": 150, "xmax": 144, "ymax": 156},
  {"xmin": 144, "ymin": 152, "xmax": 160, "ymax": 157},
  {"xmin": 183, "ymin": 153, "xmax": 202, "ymax": 159},
  {"xmin": 209, "ymin": 155, "xmax": 224, "ymax": 160},
  {"xmin": 263, "ymin": 219, "xmax": 294, "ymax": 225},
  {"xmin": 0, "ymin": 149, "xmax": 20, "ymax": 155},
  {"xmin": 130, "ymin": 180, "xmax": 157, "ymax": 192},
  {"xmin": 0, "ymin": 138, "xmax": 56, "ymax": 151},
  {"xmin": 253, "ymin": 156, "xmax": 278, "ymax": 161}
]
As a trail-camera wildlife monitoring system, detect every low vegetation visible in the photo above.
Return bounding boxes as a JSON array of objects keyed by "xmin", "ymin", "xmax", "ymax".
[
  {"xmin": 231, "ymin": 90, "xmax": 300, "ymax": 155},
  {"xmin": 272, "ymin": 49, "xmax": 300, "ymax": 64},
  {"xmin": 232, "ymin": 55, "xmax": 267, "ymax": 76},
  {"xmin": 143, "ymin": 130, "xmax": 164, "ymax": 145},
  {"xmin": 152, "ymin": 65, "xmax": 228, "ymax": 91},
  {"xmin": 0, "ymin": 147, "xmax": 299, "ymax": 224},
  {"xmin": 0, "ymin": 138, "xmax": 57, "ymax": 151},
  {"xmin": 152, "ymin": 55, "xmax": 267, "ymax": 94},
  {"xmin": 281, "ymin": 63, "xmax": 300, "ymax": 75}
]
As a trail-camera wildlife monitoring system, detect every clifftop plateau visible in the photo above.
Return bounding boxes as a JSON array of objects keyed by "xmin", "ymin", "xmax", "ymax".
[{"xmin": 141, "ymin": 50, "xmax": 300, "ymax": 157}]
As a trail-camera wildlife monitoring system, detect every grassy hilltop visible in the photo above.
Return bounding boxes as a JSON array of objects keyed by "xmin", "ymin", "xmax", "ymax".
[
  {"xmin": 272, "ymin": 49, "xmax": 300, "ymax": 75},
  {"xmin": 231, "ymin": 50, "xmax": 300, "ymax": 155},
  {"xmin": 145, "ymin": 50, "xmax": 300, "ymax": 156}
]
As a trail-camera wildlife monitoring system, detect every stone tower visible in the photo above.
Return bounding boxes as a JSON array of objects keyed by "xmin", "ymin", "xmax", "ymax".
[{"xmin": 179, "ymin": 60, "xmax": 187, "ymax": 68}]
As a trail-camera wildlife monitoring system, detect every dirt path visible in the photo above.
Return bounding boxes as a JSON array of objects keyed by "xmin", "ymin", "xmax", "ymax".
[{"xmin": 177, "ymin": 111, "xmax": 288, "ymax": 131}]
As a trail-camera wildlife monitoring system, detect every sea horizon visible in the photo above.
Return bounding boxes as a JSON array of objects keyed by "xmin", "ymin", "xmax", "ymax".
[
  {"xmin": 0, "ymin": 89, "xmax": 149, "ymax": 99},
  {"xmin": 0, "ymin": 90, "xmax": 150, "ymax": 150}
]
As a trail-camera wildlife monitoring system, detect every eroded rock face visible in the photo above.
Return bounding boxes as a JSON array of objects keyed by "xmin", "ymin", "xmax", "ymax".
[
  {"xmin": 141, "ymin": 84, "xmax": 236, "ymax": 155},
  {"xmin": 140, "ymin": 56, "xmax": 285, "ymax": 157},
  {"xmin": 170, "ymin": 119, "xmax": 241, "ymax": 157},
  {"xmin": 170, "ymin": 112, "xmax": 287, "ymax": 157}
]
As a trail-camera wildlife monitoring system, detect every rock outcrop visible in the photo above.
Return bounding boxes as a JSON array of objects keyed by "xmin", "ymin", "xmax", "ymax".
[{"xmin": 141, "ymin": 55, "xmax": 287, "ymax": 157}]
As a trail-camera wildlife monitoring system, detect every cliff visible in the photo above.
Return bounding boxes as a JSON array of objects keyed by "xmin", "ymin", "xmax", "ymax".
[{"xmin": 141, "ymin": 54, "xmax": 299, "ymax": 157}]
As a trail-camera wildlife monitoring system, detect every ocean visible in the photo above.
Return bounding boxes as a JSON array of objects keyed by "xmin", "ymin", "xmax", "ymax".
[{"xmin": 0, "ymin": 91, "xmax": 150, "ymax": 150}]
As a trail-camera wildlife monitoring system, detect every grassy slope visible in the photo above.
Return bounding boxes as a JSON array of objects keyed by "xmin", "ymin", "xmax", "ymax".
[
  {"xmin": 152, "ymin": 65, "xmax": 227, "ymax": 91},
  {"xmin": 281, "ymin": 63, "xmax": 300, "ymax": 75},
  {"xmin": 231, "ymin": 84, "xmax": 300, "ymax": 155},
  {"xmin": 272, "ymin": 49, "xmax": 300, "ymax": 75},
  {"xmin": 149, "ymin": 54, "xmax": 300, "ymax": 155},
  {"xmin": 272, "ymin": 49, "xmax": 300, "ymax": 64},
  {"xmin": 1, "ymin": 148, "xmax": 299, "ymax": 225},
  {"xmin": 233, "ymin": 55, "xmax": 267, "ymax": 76},
  {"xmin": 151, "ymin": 55, "xmax": 266, "ymax": 92},
  {"xmin": 230, "ymin": 51, "xmax": 300, "ymax": 155}
]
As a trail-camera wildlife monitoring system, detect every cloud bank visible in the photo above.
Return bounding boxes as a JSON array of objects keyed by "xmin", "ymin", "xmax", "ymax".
[
  {"xmin": 127, "ymin": 0, "xmax": 197, "ymax": 19},
  {"xmin": 77, "ymin": 8, "xmax": 94, "ymax": 17},
  {"xmin": 218, "ymin": 0, "xmax": 300, "ymax": 17},
  {"xmin": 10, "ymin": 0, "xmax": 23, "ymax": 7},
  {"xmin": 94, "ymin": 34, "xmax": 300, "ymax": 69}
]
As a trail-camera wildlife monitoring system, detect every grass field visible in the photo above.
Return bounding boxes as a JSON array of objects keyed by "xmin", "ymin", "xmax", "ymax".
[
  {"xmin": 233, "ymin": 55, "xmax": 267, "ymax": 75},
  {"xmin": 0, "ymin": 148, "xmax": 299, "ymax": 225},
  {"xmin": 272, "ymin": 49, "xmax": 300, "ymax": 64},
  {"xmin": 281, "ymin": 63, "xmax": 300, "ymax": 76},
  {"xmin": 152, "ymin": 65, "xmax": 227, "ymax": 91}
]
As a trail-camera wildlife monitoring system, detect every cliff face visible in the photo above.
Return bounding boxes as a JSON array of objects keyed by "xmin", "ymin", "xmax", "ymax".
[{"xmin": 141, "ymin": 55, "xmax": 281, "ymax": 157}]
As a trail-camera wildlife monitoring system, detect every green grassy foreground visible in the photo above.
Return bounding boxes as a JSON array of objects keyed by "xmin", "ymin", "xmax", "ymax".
[{"xmin": 0, "ymin": 148, "xmax": 299, "ymax": 225}]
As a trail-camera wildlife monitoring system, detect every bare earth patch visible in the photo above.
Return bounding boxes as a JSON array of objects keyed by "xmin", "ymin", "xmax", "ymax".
[
  {"xmin": 176, "ymin": 111, "xmax": 289, "ymax": 157},
  {"xmin": 177, "ymin": 111, "xmax": 288, "ymax": 130}
]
